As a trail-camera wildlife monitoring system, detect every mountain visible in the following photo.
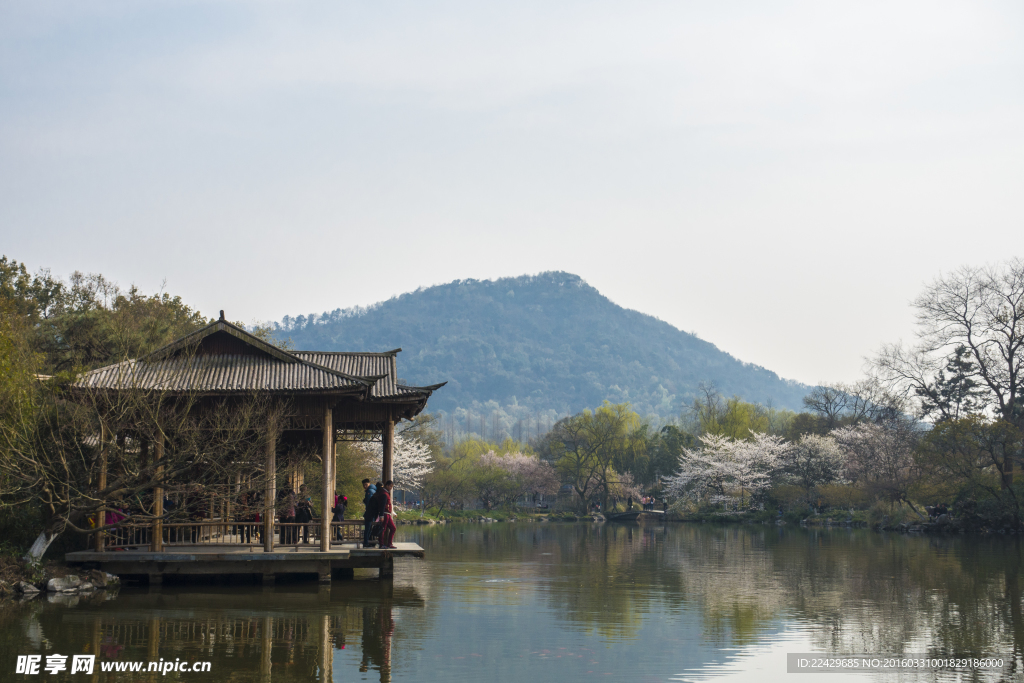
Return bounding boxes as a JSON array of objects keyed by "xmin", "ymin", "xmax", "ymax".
[{"xmin": 273, "ymin": 272, "xmax": 809, "ymax": 420}]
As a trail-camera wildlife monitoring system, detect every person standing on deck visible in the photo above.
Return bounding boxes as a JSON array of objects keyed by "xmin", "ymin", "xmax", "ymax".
[
  {"xmin": 295, "ymin": 484, "xmax": 313, "ymax": 544},
  {"xmin": 238, "ymin": 489, "xmax": 258, "ymax": 544},
  {"xmin": 379, "ymin": 481, "xmax": 397, "ymax": 549},
  {"xmin": 361, "ymin": 479, "xmax": 377, "ymax": 548},
  {"xmin": 281, "ymin": 488, "xmax": 297, "ymax": 544},
  {"xmin": 332, "ymin": 494, "xmax": 348, "ymax": 541}
]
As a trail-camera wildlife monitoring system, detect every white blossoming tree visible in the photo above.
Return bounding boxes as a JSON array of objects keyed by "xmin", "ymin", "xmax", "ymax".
[
  {"xmin": 664, "ymin": 432, "xmax": 790, "ymax": 508},
  {"xmin": 831, "ymin": 420, "xmax": 921, "ymax": 512},
  {"xmin": 782, "ymin": 433, "xmax": 846, "ymax": 503},
  {"xmin": 355, "ymin": 434, "xmax": 434, "ymax": 493},
  {"xmin": 476, "ymin": 451, "xmax": 559, "ymax": 510}
]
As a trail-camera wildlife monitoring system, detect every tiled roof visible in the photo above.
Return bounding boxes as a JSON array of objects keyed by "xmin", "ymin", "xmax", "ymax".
[
  {"xmin": 73, "ymin": 317, "xmax": 445, "ymax": 404},
  {"xmin": 293, "ymin": 351, "xmax": 445, "ymax": 400},
  {"xmin": 76, "ymin": 355, "xmax": 369, "ymax": 394}
]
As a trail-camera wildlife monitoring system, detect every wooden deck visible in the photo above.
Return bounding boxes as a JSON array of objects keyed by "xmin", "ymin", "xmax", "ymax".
[{"xmin": 66, "ymin": 542, "xmax": 425, "ymax": 584}]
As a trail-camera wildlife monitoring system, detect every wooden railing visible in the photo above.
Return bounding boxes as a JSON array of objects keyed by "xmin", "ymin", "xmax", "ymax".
[{"xmin": 103, "ymin": 519, "xmax": 365, "ymax": 551}]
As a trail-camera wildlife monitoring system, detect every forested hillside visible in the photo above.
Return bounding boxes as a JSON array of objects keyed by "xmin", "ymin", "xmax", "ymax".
[{"xmin": 274, "ymin": 272, "xmax": 808, "ymax": 419}]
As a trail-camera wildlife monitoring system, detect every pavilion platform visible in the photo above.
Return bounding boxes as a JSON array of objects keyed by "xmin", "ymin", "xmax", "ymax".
[{"xmin": 66, "ymin": 542, "xmax": 424, "ymax": 584}]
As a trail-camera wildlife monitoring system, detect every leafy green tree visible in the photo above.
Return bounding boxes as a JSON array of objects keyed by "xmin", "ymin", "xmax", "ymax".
[
  {"xmin": 630, "ymin": 424, "xmax": 693, "ymax": 490},
  {"xmin": 784, "ymin": 412, "xmax": 828, "ymax": 440},
  {"xmin": 686, "ymin": 383, "xmax": 794, "ymax": 440},
  {"xmin": 916, "ymin": 416, "xmax": 1023, "ymax": 523},
  {"xmin": 0, "ymin": 258, "xmax": 259, "ymax": 559},
  {"xmin": 548, "ymin": 402, "xmax": 645, "ymax": 510}
]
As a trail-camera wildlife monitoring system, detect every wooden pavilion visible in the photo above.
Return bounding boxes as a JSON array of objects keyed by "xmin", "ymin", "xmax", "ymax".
[{"xmin": 65, "ymin": 312, "xmax": 443, "ymax": 582}]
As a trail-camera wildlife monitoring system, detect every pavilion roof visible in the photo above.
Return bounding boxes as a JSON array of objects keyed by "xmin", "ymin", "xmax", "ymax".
[
  {"xmin": 74, "ymin": 317, "xmax": 445, "ymax": 404},
  {"xmin": 293, "ymin": 351, "xmax": 446, "ymax": 400}
]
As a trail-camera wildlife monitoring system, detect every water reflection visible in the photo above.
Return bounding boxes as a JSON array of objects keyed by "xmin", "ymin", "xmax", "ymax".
[
  {"xmin": 4, "ymin": 581, "xmax": 419, "ymax": 682},
  {"xmin": 3, "ymin": 524, "xmax": 1023, "ymax": 681}
]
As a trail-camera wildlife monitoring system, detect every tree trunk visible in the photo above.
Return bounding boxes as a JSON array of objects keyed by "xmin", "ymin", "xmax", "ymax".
[
  {"xmin": 904, "ymin": 498, "xmax": 928, "ymax": 521},
  {"xmin": 24, "ymin": 530, "xmax": 57, "ymax": 562}
]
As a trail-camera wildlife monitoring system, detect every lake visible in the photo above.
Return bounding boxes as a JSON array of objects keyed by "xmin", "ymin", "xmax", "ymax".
[{"xmin": 5, "ymin": 522, "xmax": 1022, "ymax": 681}]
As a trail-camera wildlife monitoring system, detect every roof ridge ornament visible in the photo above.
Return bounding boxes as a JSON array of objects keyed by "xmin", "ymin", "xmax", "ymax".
[{"xmin": 219, "ymin": 310, "xmax": 225, "ymax": 321}]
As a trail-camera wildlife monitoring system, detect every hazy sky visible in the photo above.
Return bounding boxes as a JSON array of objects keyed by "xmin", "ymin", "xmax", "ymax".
[{"xmin": 2, "ymin": 1, "xmax": 1022, "ymax": 387}]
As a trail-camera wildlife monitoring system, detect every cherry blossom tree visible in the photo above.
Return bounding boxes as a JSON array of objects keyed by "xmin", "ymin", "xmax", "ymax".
[
  {"xmin": 782, "ymin": 433, "xmax": 846, "ymax": 503},
  {"xmin": 356, "ymin": 434, "xmax": 434, "ymax": 492},
  {"xmin": 664, "ymin": 432, "xmax": 790, "ymax": 508},
  {"xmin": 663, "ymin": 434, "xmax": 734, "ymax": 503},
  {"xmin": 831, "ymin": 419, "xmax": 921, "ymax": 512},
  {"xmin": 476, "ymin": 450, "xmax": 558, "ymax": 510}
]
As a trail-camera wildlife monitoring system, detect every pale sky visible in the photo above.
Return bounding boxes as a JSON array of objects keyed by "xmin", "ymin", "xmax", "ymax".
[{"xmin": 2, "ymin": 1, "xmax": 1022, "ymax": 387}]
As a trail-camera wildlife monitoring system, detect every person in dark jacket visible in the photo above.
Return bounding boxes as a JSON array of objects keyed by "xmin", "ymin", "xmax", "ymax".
[
  {"xmin": 362, "ymin": 479, "xmax": 377, "ymax": 547},
  {"xmin": 332, "ymin": 494, "xmax": 348, "ymax": 541},
  {"xmin": 295, "ymin": 484, "xmax": 314, "ymax": 544}
]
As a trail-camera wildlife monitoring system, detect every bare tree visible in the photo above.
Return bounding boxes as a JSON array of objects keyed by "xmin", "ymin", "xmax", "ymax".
[
  {"xmin": 874, "ymin": 258, "xmax": 1024, "ymax": 481},
  {"xmin": 0, "ymin": 348, "xmax": 286, "ymax": 561},
  {"xmin": 802, "ymin": 385, "xmax": 849, "ymax": 430}
]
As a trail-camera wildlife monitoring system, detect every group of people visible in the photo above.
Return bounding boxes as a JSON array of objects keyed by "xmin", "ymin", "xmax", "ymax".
[
  {"xmin": 277, "ymin": 484, "xmax": 315, "ymax": 544},
  {"xmin": 272, "ymin": 484, "xmax": 352, "ymax": 544},
  {"xmin": 96, "ymin": 480, "xmax": 373, "ymax": 547},
  {"xmin": 96, "ymin": 485, "xmax": 210, "ymax": 546},
  {"xmin": 928, "ymin": 502, "xmax": 951, "ymax": 520},
  {"xmin": 361, "ymin": 478, "xmax": 398, "ymax": 549},
  {"xmin": 626, "ymin": 495, "xmax": 662, "ymax": 512}
]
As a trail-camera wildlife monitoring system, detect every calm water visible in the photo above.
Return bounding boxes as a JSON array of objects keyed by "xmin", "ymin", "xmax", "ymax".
[{"xmin": 5, "ymin": 522, "xmax": 1024, "ymax": 682}]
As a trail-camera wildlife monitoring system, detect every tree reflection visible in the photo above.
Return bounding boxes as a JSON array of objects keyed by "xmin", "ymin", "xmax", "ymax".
[
  {"xmin": 666, "ymin": 524, "xmax": 1024, "ymax": 674},
  {"xmin": 407, "ymin": 521, "xmax": 685, "ymax": 640}
]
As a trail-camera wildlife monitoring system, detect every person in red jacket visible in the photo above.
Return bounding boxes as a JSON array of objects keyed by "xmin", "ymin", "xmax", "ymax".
[{"xmin": 379, "ymin": 480, "xmax": 397, "ymax": 549}]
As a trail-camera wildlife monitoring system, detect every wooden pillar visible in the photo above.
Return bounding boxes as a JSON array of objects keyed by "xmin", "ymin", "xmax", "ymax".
[
  {"xmin": 382, "ymin": 418, "xmax": 394, "ymax": 483},
  {"xmin": 95, "ymin": 422, "xmax": 109, "ymax": 552},
  {"xmin": 321, "ymin": 405, "xmax": 333, "ymax": 552},
  {"xmin": 147, "ymin": 617, "xmax": 160, "ymax": 661},
  {"xmin": 90, "ymin": 617, "xmax": 102, "ymax": 683},
  {"xmin": 152, "ymin": 435, "xmax": 164, "ymax": 552},
  {"xmin": 260, "ymin": 616, "xmax": 273, "ymax": 683},
  {"xmin": 265, "ymin": 424, "xmax": 277, "ymax": 552},
  {"xmin": 319, "ymin": 613, "xmax": 333, "ymax": 683},
  {"xmin": 224, "ymin": 478, "xmax": 231, "ymax": 542}
]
